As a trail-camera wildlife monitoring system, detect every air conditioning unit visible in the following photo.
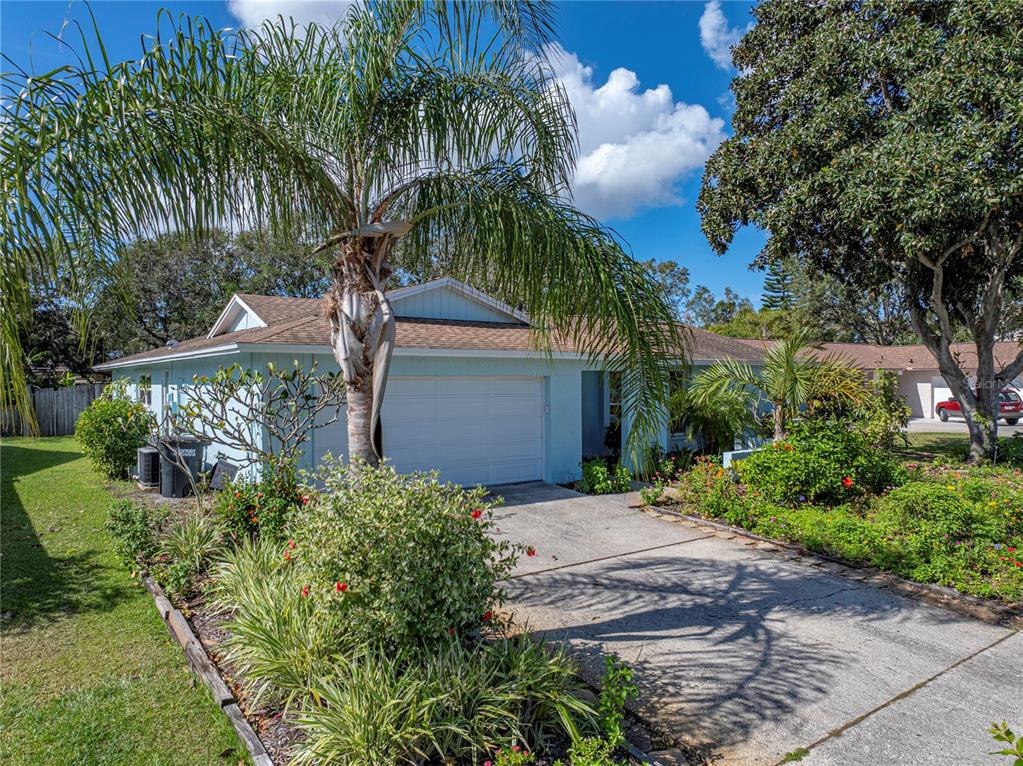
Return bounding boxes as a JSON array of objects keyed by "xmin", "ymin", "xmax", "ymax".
[{"xmin": 137, "ymin": 446, "xmax": 160, "ymax": 487}]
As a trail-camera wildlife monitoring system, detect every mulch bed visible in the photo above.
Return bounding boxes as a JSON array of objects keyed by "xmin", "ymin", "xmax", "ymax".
[{"xmin": 175, "ymin": 583, "xmax": 303, "ymax": 765}]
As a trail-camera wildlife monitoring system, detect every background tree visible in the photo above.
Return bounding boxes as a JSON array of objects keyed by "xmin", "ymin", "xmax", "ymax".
[
  {"xmin": 699, "ymin": 0, "xmax": 1023, "ymax": 462},
  {"xmin": 760, "ymin": 259, "xmax": 794, "ymax": 311},
  {"xmin": 792, "ymin": 275, "xmax": 916, "ymax": 346},
  {"xmin": 708, "ymin": 305, "xmax": 803, "ymax": 340},
  {"xmin": 639, "ymin": 259, "xmax": 690, "ymax": 319},
  {"xmin": 4, "ymin": 4, "xmax": 681, "ymax": 463},
  {"xmin": 90, "ymin": 229, "xmax": 331, "ymax": 357},
  {"xmin": 684, "ymin": 285, "xmax": 753, "ymax": 327}
]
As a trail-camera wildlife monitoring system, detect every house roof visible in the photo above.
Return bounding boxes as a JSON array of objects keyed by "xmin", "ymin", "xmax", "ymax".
[
  {"xmin": 732, "ymin": 338, "xmax": 1023, "ymax": 373},
  {"xmin": 95, "ymin": 285, "xmax": 766, "ymax": 369}
]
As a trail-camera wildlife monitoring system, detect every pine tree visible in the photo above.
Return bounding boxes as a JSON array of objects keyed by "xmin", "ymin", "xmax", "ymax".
[{"xmin": 761, "ymin": 260, "xmax": 794, "ymax": 310}]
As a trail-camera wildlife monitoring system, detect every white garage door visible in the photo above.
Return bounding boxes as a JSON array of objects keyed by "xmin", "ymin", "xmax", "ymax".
[{"xmin": 382, "ymin": 376, "xmax": 544, "ymax": 486}]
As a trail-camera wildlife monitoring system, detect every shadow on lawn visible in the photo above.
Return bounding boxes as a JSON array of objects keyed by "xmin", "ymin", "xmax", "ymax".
[
  {"xmin": 1, "ymin": 442, "xmax": 131, "ymax": 633},
  {"xmin": 505, "ymin": 551, "xmax": 968, "ymax": 760}
]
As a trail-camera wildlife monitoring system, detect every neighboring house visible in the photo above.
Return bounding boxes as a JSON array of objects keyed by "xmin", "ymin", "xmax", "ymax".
[
  {"xmin": 737, "ymin": 338, "xmax": 1023, "ymax": 420},
  {"xmin": 96, "ymin": 278, "xmax": 763, "ymax": 486}
]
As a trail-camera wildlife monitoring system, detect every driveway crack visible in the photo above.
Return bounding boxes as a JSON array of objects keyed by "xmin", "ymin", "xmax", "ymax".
[{"xmin": 776, "ymin": 629, "xmax": 1019, "ymax": 765}]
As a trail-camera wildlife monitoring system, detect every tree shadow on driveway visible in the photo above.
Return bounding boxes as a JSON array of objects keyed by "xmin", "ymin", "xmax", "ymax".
[{"xmin": 504, "ymin": 545, "xmax": 980, "ymax": 762}]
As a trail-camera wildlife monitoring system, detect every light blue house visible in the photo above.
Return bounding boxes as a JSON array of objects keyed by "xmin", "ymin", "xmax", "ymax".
[{"xmin": 97, "ymin": 278, "xmax": 763, "ymax": 485}]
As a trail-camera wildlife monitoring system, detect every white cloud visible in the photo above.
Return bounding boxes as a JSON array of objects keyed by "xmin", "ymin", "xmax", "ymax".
[
  {"xmin": 699, "ymin": 0, "xmax": 749, "ymax": 71},
  {"xmin": 548, "ymin": 45, "xmax": 726, "ymax": 220},
  {"xmin": 227, "ymin": 0, "xmax": 354, "ymax": 29}
]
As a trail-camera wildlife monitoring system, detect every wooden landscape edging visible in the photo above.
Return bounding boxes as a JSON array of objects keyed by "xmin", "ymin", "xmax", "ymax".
[
  {"xmin": 142, "ymin": 576, "xmax": 275, "ymax": 766},
  {"xmin": 642, "ymin": 503, "xmax": 1023, "ymax": 629}
]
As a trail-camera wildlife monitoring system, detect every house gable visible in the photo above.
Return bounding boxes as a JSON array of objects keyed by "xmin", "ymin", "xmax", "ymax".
[
  {"xmin": 208, "ymin": 294, "xmax": 267, "ymax": 337},
  {"xmin": 388, "ymin": 277, "xmax": 528, "ymax": 324}
]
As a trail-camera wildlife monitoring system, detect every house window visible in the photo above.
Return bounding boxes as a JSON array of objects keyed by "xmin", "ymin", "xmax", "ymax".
[
  {"xmin": 138, "ymin": 375, "xmax": 152, "ymax": 406},
  {"xmin": 608, "ymin": 372, "xmax": 622, "ymax": 423}
]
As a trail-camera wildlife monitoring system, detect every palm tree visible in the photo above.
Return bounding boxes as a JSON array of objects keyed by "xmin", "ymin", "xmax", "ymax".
[
  {"xmin": 690, "ymin": 328, "xmax": 865, "ymax": 440},
  {"xmin": 2, "ymin": 2, "xmax": 682, "ymax": 464}
]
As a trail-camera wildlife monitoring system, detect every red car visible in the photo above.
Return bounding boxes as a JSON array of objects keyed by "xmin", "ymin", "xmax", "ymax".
[{"xmin": 935, "ymin": 389, "xmax": 1022, "ymax": 425}]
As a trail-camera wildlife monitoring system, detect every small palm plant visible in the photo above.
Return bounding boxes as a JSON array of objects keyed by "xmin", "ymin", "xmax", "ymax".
[{"xmin": 690, "ymin": 327, "xmax": 865, "ymax": 439}]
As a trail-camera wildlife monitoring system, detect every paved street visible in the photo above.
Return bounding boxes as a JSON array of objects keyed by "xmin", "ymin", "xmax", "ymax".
[{"xmin": 491, "ymin": 483, "xmax": 1020, "ymax": 766}]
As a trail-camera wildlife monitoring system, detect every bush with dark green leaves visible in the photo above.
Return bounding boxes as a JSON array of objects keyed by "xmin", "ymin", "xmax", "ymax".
[
  {"xmin": 735, "ymin": 420, "xmax": 906, "ymax": 505},
  {"xmin": 75, "ymin": 382, "xmax": 153, "ymax": 479},
  {"xmin": 577, "ymin": 459, "xmax": 632, "ymax": 495},
  {"xmin": 214, "ymin": 457, "xmax": 303, "ymax": 542},
  {"xmin": 106, "ymin": 499, "xmax": 159, "ymax": 567}
]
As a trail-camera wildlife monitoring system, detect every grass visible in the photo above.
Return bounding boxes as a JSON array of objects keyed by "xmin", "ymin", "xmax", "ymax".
[
  {"xmin": 0, "ymin": 437, "xmax": 247, "ymax": 766},
  {"xmin": 896, "ymin": 432, "xmax": 969, "ymax": 462}
]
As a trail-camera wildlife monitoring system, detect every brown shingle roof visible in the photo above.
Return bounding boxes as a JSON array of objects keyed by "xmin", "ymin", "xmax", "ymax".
[
  {"xmin": 98, "ymin": 289, "xmax": 770, "ymax": 368},
  {"xmin": 731, "ymin": 337, "xmax": 1023, "ymax": 373}
]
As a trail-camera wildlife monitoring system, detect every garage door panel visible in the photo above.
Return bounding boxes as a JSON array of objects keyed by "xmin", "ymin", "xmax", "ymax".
[
  {"xmin": 438, "ymin": 378, "xmax": 492, "ymax": 397},
  {"xmin": 386, "ymin": 377, "xmax": 438, "ymax": 397},
  {"xmin": 492, "ymin": 459, "xmax": 543, "ymax": 485},
  {"xmin": 380, "ymin": 376, "xmax": 544, "ymax": 486},
  {"xmin": 488, "ymin": 397, "xmax": 542, "ymax": 417},
  {"xmin": 434, "ymin": 397, "xmax": 491, "ymax": 419}
]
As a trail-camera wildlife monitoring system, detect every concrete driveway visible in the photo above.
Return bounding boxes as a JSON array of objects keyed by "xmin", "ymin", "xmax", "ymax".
[
  {"xmin": 489, "ymin": 483, "xmax": 1020, "ymax": 766},
  {"xmin": 906, "ymin": 417, "xmax": 1023, "ymax": 435}
]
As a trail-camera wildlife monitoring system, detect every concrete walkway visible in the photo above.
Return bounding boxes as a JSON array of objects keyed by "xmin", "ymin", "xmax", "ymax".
[{"xmin": 489, "ymin": 483, "xmax": 1020, "ymax": 766}]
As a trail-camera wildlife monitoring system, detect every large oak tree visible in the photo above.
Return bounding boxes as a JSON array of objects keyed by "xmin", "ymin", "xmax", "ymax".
[{"xmin": 699, "ymin": 0, "xmax": 1023, "ymax": 461}]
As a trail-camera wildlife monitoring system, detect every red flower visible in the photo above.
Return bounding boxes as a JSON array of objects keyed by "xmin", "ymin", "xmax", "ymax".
[
  {"xmin": 283, "ymin": 551, "xmax": 291, "ymax": 561},
  {"xmin": 841, "ymin": 476, "xmax": 853, "ymax": 488},
  {"xmin": 471, "ymin": 509, "xmax": 483, "ymax": 520},
  {"xmin": 288, "ymin": 539, "xmax": 296, "ymax": 550},
  {"xmin": 526, "ymin": 545, "xmax": 536, "ymax": 557},
  {"xmin": 301, "ymin": 585, "xmax": 310, "ymax": 598},
  {"xmin": 482, "ymin": 610, "xmax": 493, "ymax": 622},
  {"xmin": 512, "ymin": 745, "xmax": 520, "ymax": 753},
  {"xmin": 336, "ymin": 581, "xmax": 348, "ymax": 593},
  {"xmin": 300, "ymin": 494, "xmax": 311, "ymax": 505},
  {"xmin": 234, "ymin": 491, "xmax": 241, "ymax": 499}
]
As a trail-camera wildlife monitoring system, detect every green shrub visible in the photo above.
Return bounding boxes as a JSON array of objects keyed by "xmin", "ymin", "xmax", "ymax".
[
  {"xmin": 999, "ymin": 433, "xmax": 1023, "ymax": 469},
  {"xmin": 597, "ymin": 656, "xmax": 636, "ymax": 750},
  {"xmin": 289, "ymin": 460, "xmax": 522, "ymax": 651},
  {"xmin": 292, "ymin": 636, "xmax": 594, "ymax": 766},
  {"xmin": 873, "ymin": 483, "xmax": 976, "ymax": 554},
  {"xmin": 735, "ymin": 420, "xmax": 906, "ymax": 505},
  {"xmin": 106, "ymin": 500, "xmax": 159, "ymax": 567},
  {"xmin": 156, "ymin": 512, "xmax": 224, "ymax": 595},
  {"xmin": 75, "ymin": 383, "xmax": 154, "ymax": 479},
  {"xmin": 577, "ymin": 459, "xmax": 632, "ymax": 495},
  {"xmin": 214, "ymin": 457, "xmax": 303, "ymax": 542},
  {"xmin": 556, "ymin": 737, "xmax": 622, "ymax": 766}
]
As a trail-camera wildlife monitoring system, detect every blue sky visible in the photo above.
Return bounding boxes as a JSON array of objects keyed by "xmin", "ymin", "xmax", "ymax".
[{"xmin": 2, "ymin": 0, "xmax": 766, "ymax": 300}]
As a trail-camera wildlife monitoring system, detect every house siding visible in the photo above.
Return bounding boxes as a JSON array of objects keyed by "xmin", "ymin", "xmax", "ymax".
[
  {"xmin": 391, "ymin": 285, "xmax": 519, "ymax": 323},
  {"xmin": 118, "ymin": 350, "xmax": 601, "ymax": 484}
]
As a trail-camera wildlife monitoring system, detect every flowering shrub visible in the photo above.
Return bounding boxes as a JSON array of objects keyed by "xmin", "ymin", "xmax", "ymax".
[
  {"xmin": 214, "ymin": 457, "xmax": 303, "ymax": 542},
  {"xmin": 735, "ymin": 420, "xmax": 906, "ymax": 505},
  {"xmin": 671, "ymin": 457, "xmax": 1023, "ymax": 602},
  {"xmin": 577, "ymin": 459, "xmax": 632, "ymax": 495},
  {"xmin": 287, "ymin": 460, "xmax": 524, "ymax": 650},
  {"xmin": 75, "ymin": 382, "xmax": 154, "ymax": 479}
]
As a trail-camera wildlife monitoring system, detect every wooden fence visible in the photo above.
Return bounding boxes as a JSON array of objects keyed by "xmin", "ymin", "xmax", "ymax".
[{"xmin": 1, "ymin": 383, "xmax": 106, "ymax": 437}]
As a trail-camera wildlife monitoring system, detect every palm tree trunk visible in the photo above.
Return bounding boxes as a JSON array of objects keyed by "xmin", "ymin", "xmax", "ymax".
[
  {"xmin": 326, "ymin": 237, "xmax": 397, "ymax": 468},
  {"xmin": 773, "ymin": 404, "xmax": 785, "ymax": 440}
]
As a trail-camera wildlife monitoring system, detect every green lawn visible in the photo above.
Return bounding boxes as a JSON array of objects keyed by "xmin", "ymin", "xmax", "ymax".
[
  {"xmin": 0, "ymin": 437, "xmax": 246, "ymax": 766},
  {"xmin": 896, "ymin": 432, "xmax": 969, "ymax": 462}
]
